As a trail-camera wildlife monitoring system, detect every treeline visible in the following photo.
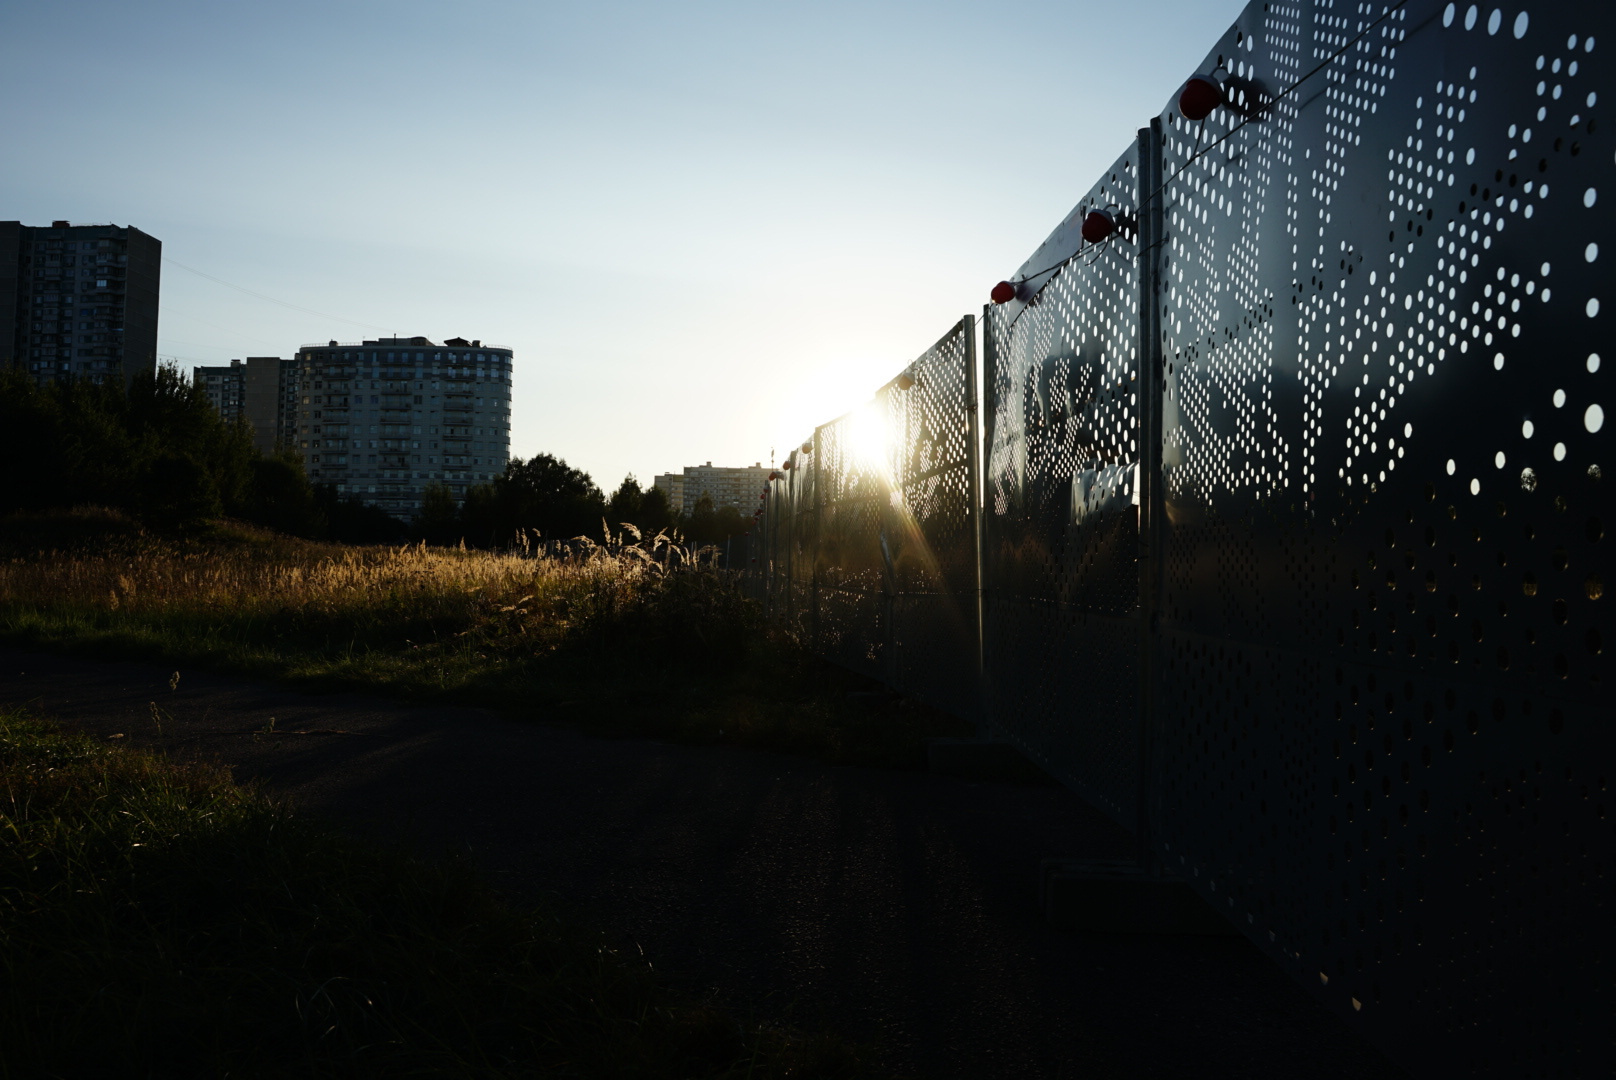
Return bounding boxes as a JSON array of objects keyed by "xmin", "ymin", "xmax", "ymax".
[
  {"xmin": 422, "ymin": 460, "xmax": 755, "ymax": 548},
  {"xmin": 0, "ymin": 366, "xmax": 401, "ymax": 542},
  {"xmin": 0, "ymin": 366, "xmax": 757, "ymax": 548}
]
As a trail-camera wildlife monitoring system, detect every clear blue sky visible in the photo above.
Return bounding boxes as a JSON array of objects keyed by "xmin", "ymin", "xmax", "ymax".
[{"xmin": 2, "ymin": 0, "xmax": 1242, "ymax": 492}]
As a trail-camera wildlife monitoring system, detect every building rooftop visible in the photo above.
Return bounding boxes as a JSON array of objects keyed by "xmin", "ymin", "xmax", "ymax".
[{"xmin": 299, "ymin": 337, "xmax": 510, "ymax": 350}]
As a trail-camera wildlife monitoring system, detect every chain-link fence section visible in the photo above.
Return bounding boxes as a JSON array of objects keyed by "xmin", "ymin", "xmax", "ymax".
[{"xmin": 766, "ymin": 319, "xmax": 982, "ymax": 718}]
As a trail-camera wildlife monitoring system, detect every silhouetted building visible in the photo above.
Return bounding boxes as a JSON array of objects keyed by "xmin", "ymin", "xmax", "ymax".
[
  {"xmin": 654, "ymin": 472, "xmax": 685, "ymax": 514},
  {"xmin": 0, "ymin": 220, "xmax": 161, "ymax": 386},
  {"xmin": 197, "ymin": 360, "xmax": 246, "ymax": 424},
  {"xmin": 655, "ymin": 462, "xmax": 772, "ymax": 515},
  {"xmin": 295, "ymin": 336, "xmax": 513, "ymax": 519},
  {"xmin": 196, "ymin": 356, "xmax": 299, "ymax": 452}
]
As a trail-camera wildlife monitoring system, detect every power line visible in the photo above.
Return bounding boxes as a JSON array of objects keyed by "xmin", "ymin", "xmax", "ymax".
[
  {"xmin": 162, "ymin": 309, "xmax": 284, "ymax": 348},
  {"xmin": 162, "ymin": 257, "xmax": 395, "ymax": 333}
]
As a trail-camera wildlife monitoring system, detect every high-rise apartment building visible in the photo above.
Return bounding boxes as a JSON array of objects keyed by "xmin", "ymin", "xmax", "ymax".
[
  {"xmin": 0, "ymin": 221, "xmax": 160, "ymax": 386},
  {"xmin": 654, "ymin": 462, "xmax": 773, "ymax": 516},
  {"xmin": 655, "ymin": 473, "xmax": 685, "ymax": 515},
  {"xmin": 244, "ymin": 357, "xmax": 300, "ymax": 453},
  {"xmin": 197, "ymin": 360, "xmax": 247, "ymax": 423},
  {"xmin": 295, "ymin": 336, "xmax": 512, "ymax": 519},
  {"xmin": 196, "ymin": 356, "xmax": 299, "ymax": 453}
]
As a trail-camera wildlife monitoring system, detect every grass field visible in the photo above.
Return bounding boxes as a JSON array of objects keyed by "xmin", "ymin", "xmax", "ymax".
[
  {"xmin": 0, "ymin": 507, "xmax": 967, "ymax": 768},
  {"xmin": 0, "ymin": 705, "xmax": 862, "ymax": 1078}
]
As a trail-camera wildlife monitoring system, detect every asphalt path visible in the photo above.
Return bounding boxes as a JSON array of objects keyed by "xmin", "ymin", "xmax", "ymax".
[{"xmin": 0, "ymin": 647, "xmax": 1406, "ymax": 1079}]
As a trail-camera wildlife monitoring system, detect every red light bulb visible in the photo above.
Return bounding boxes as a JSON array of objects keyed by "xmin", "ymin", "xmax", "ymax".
[
  {"xmin": 990, "ymin": 280, "xmax": 1017, "ymax": 305},
  {"xmin": 1179, "ymin": 75, "xmax": 1224, "ymax": 121},
  {"xmin": 1081, "ymin": 209, "xmax": 1116, "ymax": 244}
]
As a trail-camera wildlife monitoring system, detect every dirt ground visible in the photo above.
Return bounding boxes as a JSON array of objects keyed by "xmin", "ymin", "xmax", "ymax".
[{"xmin": 0, "ymin": 646, "xmax": 1406, "ymax": 1080}]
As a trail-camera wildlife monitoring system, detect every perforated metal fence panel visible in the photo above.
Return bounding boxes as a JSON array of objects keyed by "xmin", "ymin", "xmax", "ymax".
[
  {"xmin": 787, "ymin": 443, "xmax": 818, "ymax": 643},
  {"xmin": 761, "ymin": 0, "xmax": 1611, "ymax": 1072},
  {"xmin": 1149, "ymin": 2, "xmax": 1611, "ymax": 1074},
  {"xmin": 764, "ymin": 321, "xmax": 982, "ymax": 719},
  {"xmin": 763, "ymin": 460, "xmax": 794, "ymax": 622},
  {"xmin": 983, "ymin": 148, "xmax": 1146, "ymax": 825},
  {"xmin": 812, "ymin": 402, "xmax": 891, "ymax": 681},
  {"xmin": 887, "ymin": 320, "xmax": 982, "ymax": 717}
]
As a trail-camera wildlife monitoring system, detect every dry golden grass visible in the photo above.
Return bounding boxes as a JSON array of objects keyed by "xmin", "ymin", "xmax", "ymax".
[
  {"xmin": 6, "ymin": 537, "xmax": 629, "ymax": 650},
  {"xmin": 0, "ymin": 513, "xmax": 748, "ymax": 695},
  {"xmin": 0, "ymin": 509, "xmax": 967, "ymax": 765}
]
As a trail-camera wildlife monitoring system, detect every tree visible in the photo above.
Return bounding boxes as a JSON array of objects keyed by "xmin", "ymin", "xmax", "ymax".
[
  {"xmin": 492, "ymin": 453, "xmax": 606, "ymax": 541},
  {"xmin": 0, "ymin": 368, "xmax": 129, "ymax": 512},
  {"xmin": 607, "ymin": 475, "xmax": 643, "ymax": 528},
  {"xmin": 138, "ymin": 452, "xmax": 221, "ymax": 531},
  {"xmin": 414, "ymin": 482, "xmax": 461, "ymax": 546},
  {"xmin": 714, "ymin": 504, "xmax": 746, "ymax": 541},
  {"xmin": 0, "ymin": 364, "xmax": 280, "ymax": 534},
  {"xmin": 684, "ymin": 494, "xmax": 719, "ymax": 544},
  {"xmin": 681, "ymin": 493, "xmax": 751, "ymax": 545},
  {"xmin": 314, "ymin": 484, "xmax": 408, "ymax": 544},
  {"xmin": 244, "ymin": 452, "xmax": 324, "ymax": 537},
  {"xmin": 126, "ymin": 365, "xmax": 257, "ymax": 518},
  {"xmin": 638, "ymin": 485, "xmax": 674, "ymax": 533}
]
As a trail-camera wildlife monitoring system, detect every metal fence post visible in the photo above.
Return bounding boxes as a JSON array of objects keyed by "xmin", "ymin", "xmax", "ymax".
[
  {"xmin": 1135, "ymin": 118, "xmax": 1165, "ymax": 876},
  {"xmin": 778, "ymin": 468, "xmax": 785, "ymax": 627},
  {"xmin": 979, "ymin": 302, "xmax": 1001, "ymax": 740},
  {"xmin": 810, "ymin": 425, "xmax": 823, "ymax": 654},
  {"xmin": 963, "ymin": 313, "xmax": 986, "ymax": 733},
  {"xmin": 885, "ymin": 384, "xmax": 901, "ymax": 690}
]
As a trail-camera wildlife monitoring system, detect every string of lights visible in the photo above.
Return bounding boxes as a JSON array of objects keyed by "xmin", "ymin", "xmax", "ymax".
[
  {"xmin": 1151, "ymin": 0, "xmax": 1411, "ymax": 198},
  {"xmin": 997, "ymin": 0, "xmax": 1412, "ymax": 322}
]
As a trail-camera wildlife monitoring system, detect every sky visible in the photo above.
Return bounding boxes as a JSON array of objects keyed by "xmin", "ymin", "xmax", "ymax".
[{"xmin": 1, "ymin": 0, "xmax": 1243, "ymax": 492}]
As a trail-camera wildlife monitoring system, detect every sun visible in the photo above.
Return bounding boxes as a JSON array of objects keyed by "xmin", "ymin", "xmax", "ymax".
[{"xmin": 847, "ymin": 402, "xmax": 892, "ymax": 473}]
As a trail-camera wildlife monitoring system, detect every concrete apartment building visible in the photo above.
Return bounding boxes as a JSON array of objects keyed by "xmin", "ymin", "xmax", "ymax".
[
  {"xmin": 197, "ymin": 361, "xmax": 246, "ymax": 424},
  {"xmin": 295, "ymin": 336, "xmax": 512, "ymax": 520},
  {"xmin": 654, "ymin": 462, "xmax": 773, "ymax": 516},
  {"xmin": 0, "ymin": 220, "xmax": 160, "ymax": 386},
  {"xmin": 196, "ymin": 357, "xmax": 299, "ymax": 453}
]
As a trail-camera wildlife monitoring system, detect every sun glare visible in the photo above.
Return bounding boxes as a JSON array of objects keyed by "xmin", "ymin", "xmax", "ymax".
[{"xmin": 848, "ymin": 403, "xmax": 892, "ymax": 473}]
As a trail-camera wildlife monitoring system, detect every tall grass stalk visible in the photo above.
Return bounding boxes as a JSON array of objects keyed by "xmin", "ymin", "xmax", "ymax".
[{"xmin": 0, "ymin": 510, "xmax": 968, "ymax": 766}]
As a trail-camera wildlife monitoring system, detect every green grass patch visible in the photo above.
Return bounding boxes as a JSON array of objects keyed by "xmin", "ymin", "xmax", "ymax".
[{"xmin": 0, "ymin": 706, "xmax": 864, "ymax": 1078}]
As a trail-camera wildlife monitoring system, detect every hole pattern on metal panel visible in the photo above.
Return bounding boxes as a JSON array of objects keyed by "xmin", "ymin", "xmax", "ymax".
[
  {"xmin": 984, "ymin": 149, "xmax": 1143, "ymax": 822},
  {"xmin": 1155, "ymin": 3, "xmax": 1610, "ymax": 1073},
  {"xmin": 887, "ymin": 323, "xmax": 980, "ymax": 714}
]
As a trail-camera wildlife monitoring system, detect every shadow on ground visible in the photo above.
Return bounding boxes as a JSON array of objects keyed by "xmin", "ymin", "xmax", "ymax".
[{"xmin": 0, "ymin": 646, "xmax": 1406, "ymax": 1080}]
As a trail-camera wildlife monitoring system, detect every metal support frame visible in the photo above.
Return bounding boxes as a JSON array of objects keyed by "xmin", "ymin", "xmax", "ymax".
[
  {"xmin": 1134, "ymin": 118, "xmax": 1166, "ymax": 874},
  {"xmin": 964, "ymin": 313, "xmax": 986, "ymax": 734},
  {"xmin": 978, "ymin": 303, "xmax": 998, "ymax": 737}
]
